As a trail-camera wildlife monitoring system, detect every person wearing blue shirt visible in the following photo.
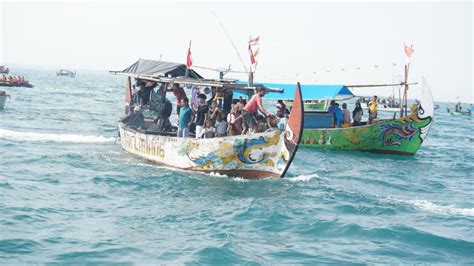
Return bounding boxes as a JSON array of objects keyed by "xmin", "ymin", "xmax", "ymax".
[
  {"xmin": 334, "ymin": 103, "xmax": 344, "ymax": 128},
  {"xmin": 177, "ymin": 97, "xmax": 194, "ymax": 138}
]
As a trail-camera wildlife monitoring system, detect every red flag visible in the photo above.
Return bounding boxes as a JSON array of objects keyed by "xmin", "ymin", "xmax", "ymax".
[
  {"xmin": 249, "ymin": 36, "xmax": 260, "ymax": 46},
  {"xmin": 186, "ymin": 47, "xmax": 192, "ymax": 67},
  {"xmin": 404, "ymin": 44, "xmax": 414, "ymax": 58},
  {"xmin": 248, "ymin": 44, "xmax": 256, "ymax": 65}
]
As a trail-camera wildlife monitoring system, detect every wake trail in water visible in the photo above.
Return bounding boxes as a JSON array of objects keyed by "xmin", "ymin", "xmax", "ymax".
[
  {"xmin": 0, "ymin": 128, "xmax": 115, "ymax": 143},
  {"xmin": 286, "ymin": 173, "xmax": 319, "ymax": 182},
  {"xmin": 406, "ymin": 199, "xmax": 474, "ymax": 217}
]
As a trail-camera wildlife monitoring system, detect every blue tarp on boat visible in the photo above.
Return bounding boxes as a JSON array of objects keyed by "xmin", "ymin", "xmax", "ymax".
[{"xmin": 236, "ymin": 81, "xmax": 353, "ymax": 100}]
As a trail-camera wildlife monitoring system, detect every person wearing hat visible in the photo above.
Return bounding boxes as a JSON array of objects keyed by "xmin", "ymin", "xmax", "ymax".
[{"xmin": 239, "ymin": 87, "xmax": 270, "ymax": 134}]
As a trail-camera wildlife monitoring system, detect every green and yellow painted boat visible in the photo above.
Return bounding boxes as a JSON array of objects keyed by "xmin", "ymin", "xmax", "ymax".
[{"xmin": 261, "ymin": 77, "xmax": 434, "ymax": 156}]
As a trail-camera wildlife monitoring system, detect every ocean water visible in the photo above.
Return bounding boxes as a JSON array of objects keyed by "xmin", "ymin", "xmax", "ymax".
[{"xmin": 1, "ymin": 67, "xmax": 473, "ymax": 264}]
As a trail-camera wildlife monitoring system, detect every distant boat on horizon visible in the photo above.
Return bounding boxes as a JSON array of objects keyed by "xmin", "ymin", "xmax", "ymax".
[
  {"xmin": 56, "ymin": 69, "xmax": 76, "ymax": 77},
  {"xmin": 0, "ymin": 66, "xmax": 9, "ymax": 74}
]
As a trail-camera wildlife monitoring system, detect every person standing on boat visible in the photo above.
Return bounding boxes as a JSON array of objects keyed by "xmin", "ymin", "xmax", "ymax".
[
  {"xmin": 240, "ymin": 87, "xmax": 270, "ymax": 134},
  {"xmin": 223, "ymin": 88, "xmax": 233, "ymax": 115},
  {"xmin": 166, "ymin": 83, "xmax": 186, "ymax": 115},
  {"xmin": 368, "ymin": 96, "xmax": 378, "ymax": 124},
  {"xmin": 352, "ymin": 101, "xmax": 364, "ymax": 126},
  {"xmin": 342, "ymin": 103, "xmax": 351, "ymax": 126},
  {"xmin": 177, "ymin": 97, "xmax": 194, "ymax": 138},
  {"xmin": 194, "ymin": 94, "xmax": 209, "ymax": 138},
  {"xmin": 334, "ymin": 103, "xmax": 344, "ymax": 128}
]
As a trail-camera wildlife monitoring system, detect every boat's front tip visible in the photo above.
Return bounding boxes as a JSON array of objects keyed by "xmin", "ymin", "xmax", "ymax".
[{"xmin": 279, "ymin": 82, "xmax": 304, "ymax": 178}]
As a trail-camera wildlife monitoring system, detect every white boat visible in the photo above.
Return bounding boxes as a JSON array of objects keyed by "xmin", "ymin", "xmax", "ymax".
[
  {"xmin": 56, "ymin": 69, "xmax": 76, "ymax": 77},
  {"xmin": 0, "ymin": 90, "xmax": 10, "ymax": 109}
]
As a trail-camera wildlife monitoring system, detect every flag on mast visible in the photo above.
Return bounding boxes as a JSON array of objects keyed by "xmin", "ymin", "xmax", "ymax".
[
  {"xmin": 186, "ymin": 41, "xmax": 193, "ymax": 68},
  {"xmin": 248, "ymin": 44, "xmax": 256, "ymax": 65},
  {"xmin": 248, "ymin": 36, "xmax": 260, "ymax": 67},
  {"xmin": 404, "ymin": 44, "xmax": 414, "ymax": 60}
]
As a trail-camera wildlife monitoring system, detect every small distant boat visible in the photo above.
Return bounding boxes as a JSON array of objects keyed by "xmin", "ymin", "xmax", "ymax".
[
  {"xmin": 0, "ymin": 80, "xmax": 34, "ymax": 88},
  {"xmin": 447, "ymin": 105, "xmax": 473, "ymax": 116},
  {"xmin": 449, "ymin": 111, "xmax": 472, "ymax": 116},
  {"xmin": 0, "ymin": 66, "xmax": 9, "ymax": 74},
  {"xmin": 56, "ymin": 69, "xmax": 76, "ymax": 77},
  {"xmin": 0, "ymin": 90, "xmax": 10, "ymax": 109}
]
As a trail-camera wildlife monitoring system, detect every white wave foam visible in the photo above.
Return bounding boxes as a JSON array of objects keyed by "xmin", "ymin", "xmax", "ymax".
[
  {"xmin": 408, "ymin": 199, "xmax": 474, "ymax": 217},
  {"xmin": 286, "ymin": 173, "xmax": 319, "ymax": 182},
  {"xmin": 0, "ymin": 128, "xmax": 115, "ymax": 143}
]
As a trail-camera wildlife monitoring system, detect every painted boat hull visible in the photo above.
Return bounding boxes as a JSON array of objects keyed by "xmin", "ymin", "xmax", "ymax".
[
  {"xmin": 300, "ymin": 78, "xmax": 434, "ymax": 155},
  {"xmin": 120, "ymin": 125, "xmax": 293, "ymax": 178},
  {"xmin": 118, "ymin": 83, "xmax": 304, "ymax": 179},
  {"xmin": 300, "ymin": 113, "xmax": 432, "ymax": 155}
]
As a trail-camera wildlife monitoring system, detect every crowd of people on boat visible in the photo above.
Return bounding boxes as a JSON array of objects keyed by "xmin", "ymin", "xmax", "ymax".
[
  {"xmin": 0, "ymin": 75, "xmax": 29, "ymax": 84},
  {"xmin": 122, "ymin": 79, "xmax": 290, "ymax": 138},
  {"xmin": 327, "ymin": 95, "xmax": 379, "ymax": 127},
  {"xmin": 359, "ymin": 95, "xmax": 400, "ymax": 109}
]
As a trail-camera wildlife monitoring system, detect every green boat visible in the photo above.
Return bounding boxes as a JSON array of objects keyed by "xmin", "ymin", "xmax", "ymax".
[{"xmin": 261, "ymin": 77, "xmax": 434, "ymax": 156}]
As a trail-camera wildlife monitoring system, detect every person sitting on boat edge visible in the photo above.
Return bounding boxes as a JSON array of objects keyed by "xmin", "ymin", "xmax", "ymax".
[
  {"xmin": 368, "ymin": 95, "xmax": 378, "ymax": 124},
  {"xmin": 122, "ymin": 105, "xmax": 146, "ymax": 130},
  {"xmin": 352, "ymin": 101, "xmax": 364, "ymax": 126},
  {"xmin": 240, "ymin": 87, "xmax": 271, "ymax": 134},
  {"xmin": 194, "ymin": 94, "xmax": 209, "ymax": 139},
  {"xmin": 177, "ymin": 97, "xmax": 194, "ymax": 138},
  {"xmin": 342, "ymin": 103, "xmax": 351, "ymax": 126},
  {"xmin": 152, "ymin": 86, "xmax": 173, "ymax": 133}
]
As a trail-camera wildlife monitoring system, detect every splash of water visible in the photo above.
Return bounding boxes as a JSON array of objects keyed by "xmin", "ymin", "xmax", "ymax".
[{"xmin": 0, "ymin": 128, "xmax": 115, "ymax": 143}]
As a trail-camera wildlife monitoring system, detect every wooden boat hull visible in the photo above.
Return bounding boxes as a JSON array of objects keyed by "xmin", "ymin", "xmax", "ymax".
[
  {"xmin": 118, "ymin": 83, "xmax": 304, "ymax": 179},
  {"xmin": 300, "ymin": 78, "xmax": 434, "ymax": 155},
  {"xmin": 0, "ymin": 82, "xmax": 34, "ymax": 88}
]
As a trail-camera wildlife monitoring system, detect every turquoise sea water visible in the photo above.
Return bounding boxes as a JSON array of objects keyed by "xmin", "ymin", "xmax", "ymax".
[{"xmin": 1, "ymin": 68, "xmax": 473, "ymax": 264}]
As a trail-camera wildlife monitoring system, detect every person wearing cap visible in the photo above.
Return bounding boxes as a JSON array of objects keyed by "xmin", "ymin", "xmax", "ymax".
[{"xmin": 239, "ymin": 87, "xmax": 270, "ymax": 134}]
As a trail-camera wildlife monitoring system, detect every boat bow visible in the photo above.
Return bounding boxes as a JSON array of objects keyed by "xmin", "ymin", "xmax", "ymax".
[{"xmin": 280, "ymin": 82, "xmax": 304, "ymax": 177}]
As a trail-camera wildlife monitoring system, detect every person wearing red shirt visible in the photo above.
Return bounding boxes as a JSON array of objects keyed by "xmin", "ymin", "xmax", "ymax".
[{"xmin": 239, "ymin": 88, "xmax": 270, "ymax": 134}]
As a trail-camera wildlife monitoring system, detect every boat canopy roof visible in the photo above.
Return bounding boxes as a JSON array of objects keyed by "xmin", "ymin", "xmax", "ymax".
[
  {"xmin": 239, "ymin": 82, "xmax": 354, "ymax": 100},
  {"xmin": 120, "ymin": 58, "xmax": 203, "ymax": 79},
  {"xmin": 111, "ymin": 59, "xmax": 285, "ymax": 94}
]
